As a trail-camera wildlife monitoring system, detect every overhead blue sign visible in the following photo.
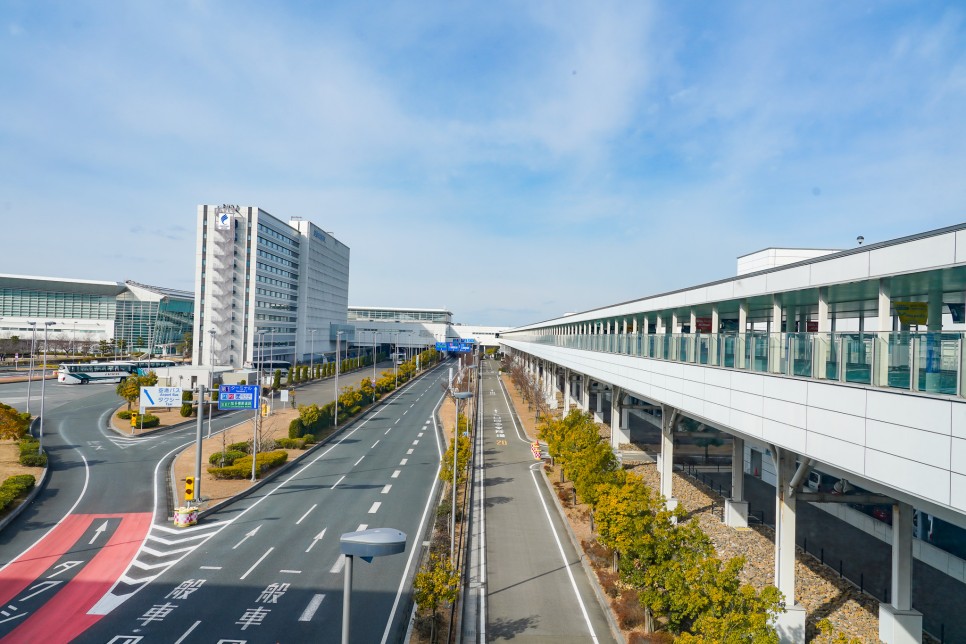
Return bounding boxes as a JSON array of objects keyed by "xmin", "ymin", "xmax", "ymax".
[
  {"xmin": 435, "ymin": 342, "xmax": 473, "ymax": 353},
  {"xmin": 218, "ymin": 384, "xmax": 260, "ymax": 410}
]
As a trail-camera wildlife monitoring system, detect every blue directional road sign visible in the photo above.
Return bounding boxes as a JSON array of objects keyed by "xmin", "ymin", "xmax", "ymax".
[{"xmin": 218, "ymin": 384, "xmax": 260, "ymax": 410}]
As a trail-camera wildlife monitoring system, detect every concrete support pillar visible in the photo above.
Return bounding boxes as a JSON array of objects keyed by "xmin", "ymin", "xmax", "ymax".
[
  {"xmin": 563, "ymin": 368, "xmax": 571, "ymax": 413},
  {"xmin": 594, "ymin": 384, "xmax": 604, "ymax": 422},
  {"xmin": 611, "ymin": 388, "xmax": 628, "ymax": 448},
  {"xmin": 709, "ymin": 304, "xmax": 720, "ymax": 366},
  {"xmin": 814, "ymin": 287, "xmax": 830, "ymax": 379},
  {"xmin": 659, "ymin": 405, "xmax": 678, "ymax": 512},
  {"xmin": 724, "ymin": 437, "xmax": 748, "ymax": 528},
  {"xmin": 769, "ymin": 296, "xmax": 784, "ymax": 373},
  {"xmin": 773, "ymin": 448, "xmax": 806, "ymax": 642},
  {"xmin": 580, "ymin": 376, "xmax": 590, "ymax": 411},
  {"xmin": 875, "ymin": 279, "xmax": 892, "ymax": 386},
  {"xmin": 737, "ymin": 300, "xmax": 749, "ymax": 369},
  {"xmin": 879, "ymin": 502, "xmax": 922, "ymax": 643}
]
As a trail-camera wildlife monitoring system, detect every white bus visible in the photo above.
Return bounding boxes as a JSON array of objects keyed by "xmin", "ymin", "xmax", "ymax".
[{"xmin": 57, "ymin": 360, "xmax": 175, "ymax": 384}]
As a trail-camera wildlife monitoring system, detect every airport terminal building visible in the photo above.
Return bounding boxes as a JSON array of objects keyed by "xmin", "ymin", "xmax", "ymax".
[{"xmin": 0, "ymin": 274, "xmax": 194, "ymax": 356}]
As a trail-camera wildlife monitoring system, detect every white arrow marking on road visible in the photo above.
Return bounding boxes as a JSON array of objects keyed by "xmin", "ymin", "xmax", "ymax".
[
  {"xmin": 89, "ymin": 521, "xmax": 109, "ymax": 545},
  {"xmin": 232, "ymin": 525, "xmax": 261, "ymax": 550},
  {"xmin": 305, "ymin": 528, "xmax": 327, "ymax": 553}
]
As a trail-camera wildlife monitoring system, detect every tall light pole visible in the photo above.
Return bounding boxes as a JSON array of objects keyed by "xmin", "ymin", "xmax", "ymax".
[
  {"xmin": 451, "ymin": 390, "xmax": 473, "ymax": 562},
  {"xmin": 26, "ymin": 321, "xmax": 36, "ymax": 416},
  {"xmin": 371, "ymin": 331, "xmax": 378, "ymax": 386},
  {"xmin": 207, "ymin": 328, "xmax": 216, "ymax": 439},
  {"xmin": 207, "ymin": 329, "xmax": 216, "ymax": 388},
  {"xmin": 257, "ymin": 329, "xmax": 266, "ymax": 388},
  {"xmin": 310, "ymin": 328, "xmax": 316, "ymax": 380},
  {"xmin": 393, "ymin": 331, "xmax": 398, "ymax": 389},
  {"xmin": 39, "ymin": 321, "xmax": 56, "ymax": 455},
  {"xmin": 335, "ymin": 331, "xmax": 343, "ymax": 428},
  {"xmin": 339, "ymin": 528, "xmax": 406, "ymax": 644}
]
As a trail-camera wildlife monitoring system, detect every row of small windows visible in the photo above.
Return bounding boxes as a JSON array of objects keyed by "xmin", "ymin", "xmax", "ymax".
[
  {"xmin": 257, "ymin": 262, "xmax": 299, "ymax": 281},
  {"xmin": 255, "ymin": 313, "xmax": 297, "ymax": 322},
  {"xmin": 255, "ymin": 287, "xmax": 298, "ymax": 301},
  {"xmin": 257, "ymin": 236, "xmax": 299, "ymax": 259},
  {"xmin": 257, "ymin": 224, "xmax": 300, "ymax": 248},
  {"xmin": 256, "ymin": 248, "xmax": 298, "ymax": 269},
  {"xmin": 256, "ymin": 300, "xmax": 297, "ymax": 312},
  {"xmin": 256, "ymin": 275, "xmax": 297, "ymax": 291},
  {"xmin": 348, "ymin": 310, "xmax": 451, "ymax": 323}
]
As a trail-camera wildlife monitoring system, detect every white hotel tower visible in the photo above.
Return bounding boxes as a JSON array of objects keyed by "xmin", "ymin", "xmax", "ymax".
[{"xmin": 192, "ymin": 204, "xmax": 350, "ymax": 370}]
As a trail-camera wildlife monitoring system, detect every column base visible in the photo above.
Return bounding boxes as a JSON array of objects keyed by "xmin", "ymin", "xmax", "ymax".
[
  {"xmin": 774, "ymin": 603, "xmax": 806, "ymax": 644},
  {"xmin": 879, "ymin": 603, "xmax": 922, "ymax": 644},
  {"xmin": 725, "ymin": 499, "xmax": 749, "ymax": 528},
  {"xmin": 613, "ymin": 427, "xmax": 630, "ymax": 448}
]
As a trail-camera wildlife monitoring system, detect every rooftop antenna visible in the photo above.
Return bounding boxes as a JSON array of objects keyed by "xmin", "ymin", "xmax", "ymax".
[{"xmin": 856, "ymin": 235, "xmax": 864, "ymax": 246}]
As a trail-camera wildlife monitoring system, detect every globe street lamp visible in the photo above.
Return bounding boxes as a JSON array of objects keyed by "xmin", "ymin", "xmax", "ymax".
[
  {"xmin": 451, "ymin": 390, "xmax": 473, "ymax": 562},
  {"xmin": 339, "ymin": 528, "xmax": 406, "ymax": 644},
  {"xmin": 39, "ymin": 321, "xmax": 56, "ymax": 455}
]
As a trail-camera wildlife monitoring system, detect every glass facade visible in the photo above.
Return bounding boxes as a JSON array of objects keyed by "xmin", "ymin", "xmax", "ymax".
[
  {"xmin": 115, "ymin": 294, "xmax": 194, "ymax": 353},
  {"xmin": 348, "ymin": 308, "xmax": 452, "ymax": 323},
  {"xmin": 0, "ymin": 287, "xmax": 116, "ymax": 319}
]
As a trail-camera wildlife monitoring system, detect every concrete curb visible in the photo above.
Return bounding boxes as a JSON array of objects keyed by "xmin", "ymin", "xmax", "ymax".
[
  {"xmin": 536, "ymin": 462, "xmax": 626, "ymax": 644},
  {"xmin": 0, "ymin": 458, "xmax": 50, "ymax": 534}
]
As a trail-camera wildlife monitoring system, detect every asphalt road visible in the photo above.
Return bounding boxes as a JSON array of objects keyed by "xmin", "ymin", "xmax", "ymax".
[
  {"xmin": 473, "ymin": 360, "xmax": 616, "ymax": 643},
  {"xmin": 0, "ymin": 361, "xmax": 450, "ymax": 643}
]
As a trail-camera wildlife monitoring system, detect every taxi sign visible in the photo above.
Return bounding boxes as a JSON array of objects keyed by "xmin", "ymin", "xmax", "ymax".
[
  {"xmin": 140, "ymin": 386, "xmax": 183, "ymax": 411},
  {"xmin": 218, "ymin": 384, "xmax": 260, "ymax": 410}
]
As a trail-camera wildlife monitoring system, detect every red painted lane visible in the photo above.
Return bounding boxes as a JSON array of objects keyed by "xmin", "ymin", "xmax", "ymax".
[
  {"xmin": 1, "ymin": 513, "xmax": 152, "ymax": 644},
  {"xmin": 0, "ymin": 514, "xmax": 95, "ymax": 608}
]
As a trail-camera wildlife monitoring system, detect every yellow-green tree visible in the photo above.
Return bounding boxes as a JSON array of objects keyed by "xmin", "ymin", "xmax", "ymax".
[
  {"xmin": 439, "ymin": 433, "xmax": 471, "ymax": 486},
  {"xmin": 115, "ymin": 372, "xmax": 159, "ymax": 410},
  {"xmin": 413, "ymin": 553, "xmax": 460, "ymax": 642},
  {"xmin": 0, "ymin": 403, "xmax": 31, "ymax": 441}
]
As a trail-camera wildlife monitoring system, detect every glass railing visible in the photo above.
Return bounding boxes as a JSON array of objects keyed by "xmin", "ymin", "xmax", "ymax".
[{"xmin": 512, "ymin": 331, "xmax": 966, "ymax": 398}]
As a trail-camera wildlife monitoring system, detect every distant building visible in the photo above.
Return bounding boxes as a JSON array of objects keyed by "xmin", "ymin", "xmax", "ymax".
[
  {"xmin": 193, "ymin": 205, "xmax": 350, "ymax": 370},
  {"xmin": 346, "ymin": 306, "xmax": 507, "ymax": 359},
  {"xmin": 0, "ymin": 274, "xmax": 193, "ymax": 355}
]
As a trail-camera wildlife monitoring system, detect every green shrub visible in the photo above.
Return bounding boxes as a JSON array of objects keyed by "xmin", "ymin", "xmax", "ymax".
[
  {"xmin": 275, "ymin": 437, "xmax": 306, "ymax": 450},
  {"xmin": 302, "ymin": 434, "xmax": 316, "ymax": 444},
  {"xmin": 138, "ymin": 414, "xmax": 160, "ymax": 429},
  {"xmin": 208, "ymin": 449, "xmax": 288, "ymax": 479},
  {"xmin": 180, "ymin": 403, "xmax": 193, "ymax": 417},
  {"xmin": 228, "ymin": 441, "xmax": 252, "ymax": 454},
  {"xmin": 209, "ymin": 450, "xmax": 246, "ymax": 466},
  {"xmin": 117, "ymin": 410, "xmax": 133, "ymax": 420},
  {"xmin": 0, "ymin": 474, "xmax": 36, "ymax": 512},
  {"xmin": 288, "ymin": 418, "xmax": 305, "ymax": 439},
  {"xmin": 182, "ymin": 390, "xmax": 193, "ymax": 402}
]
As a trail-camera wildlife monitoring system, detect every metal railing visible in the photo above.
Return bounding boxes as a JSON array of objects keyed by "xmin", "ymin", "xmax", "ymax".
[{"xmin": 507, "ymin": 330, "xmax": 965, "ymax": 398}]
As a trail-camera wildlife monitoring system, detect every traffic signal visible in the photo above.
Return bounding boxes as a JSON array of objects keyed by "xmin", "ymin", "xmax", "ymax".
[{"xmin": 185, "ymin": 476, "xmax": 195, "ymax": 501}]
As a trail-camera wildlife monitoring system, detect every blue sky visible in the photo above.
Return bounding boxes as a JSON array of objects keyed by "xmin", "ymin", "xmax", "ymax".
[{"xmin": 1, "ymin": 1, "xmax": 965, "ymax": 327}]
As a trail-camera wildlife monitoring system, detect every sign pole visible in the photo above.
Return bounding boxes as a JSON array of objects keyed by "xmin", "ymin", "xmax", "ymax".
[{"xmin": 194, "ymin": 383, "xmax": 205, "ymax": 504}]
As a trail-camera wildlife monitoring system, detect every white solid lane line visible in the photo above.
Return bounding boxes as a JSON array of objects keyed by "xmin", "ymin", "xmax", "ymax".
[
  {"xmin": 240, "ymin": 547, "xmax": 274, "ymax": 580},
  {"xmin": 299, "ymin": 594, "xmax": 326, "ymax": 621}
]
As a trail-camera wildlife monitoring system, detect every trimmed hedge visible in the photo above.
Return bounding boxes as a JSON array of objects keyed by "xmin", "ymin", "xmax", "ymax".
[
  {"xmin": 302, "ymin": 434, "xmax": 316, "ymax": 444},
  {"xmin": 138, "ymin": 414, "xmax": 160, "ymax": 429},
  {"xmin": 208, "ymin": 450, "xmax": 288, "ymax": 480},
  {"xmin": 275, "ymin": 437, "xmax": 306, "ymax": 450},
  {"xmin": 0, "ymin": 474, "xmax": 36, "ymax": 513},
  {"xmin": 117, "ymin": 410, "xmax": 133, "ymax": 420},
  {"xmin": 180, "ymin": 403, "xmax": 194, "ymax": 417},
  {"xmin": 228, "ymin": 441, "xmax": 252, "ymax": 454},
  {"xmin": 18, "ymin": 438, "xmax": 47, "ymax": 467},
  {"xmin": 288, "ymin": 418, "xmax": 304, "ymax": 439},
  {"xmin": 209, "ymin": 450, "xmax": 246, "ymax": 466}
]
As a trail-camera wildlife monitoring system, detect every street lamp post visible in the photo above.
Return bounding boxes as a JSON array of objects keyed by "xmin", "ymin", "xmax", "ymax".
[
  {"xmin": 393, "ymin": 332, "xmax": 398, "ymax": 389},
  {"xmin": 371, "ymin": 330, "xmax": 378, "ymax": 386},
  {"xmin": 26, "ymin": 321, "xmax": 36, "ymax": 417},
  {"xmin": 339, "ymin": 528, "xmax": 406, "ymax": 644},
  {"xmin": 39, "ymin": 321, "xmax": 56, "ymax": 455},
  {"xmin": 451, "ymin": 390, "xmax": 473, "ymax": 562},
  {"xmin": 335, "ymin": 331, "xmax": 342, "ymax": 428},
  {"xmin": 257, "ymin": 329, "xmax": 266, "ymax": 389},
  {"xmin": 270, "ymin": 329, "xmax": 275, "ymax": 415},
  {"xmin": 310, "ymin": 329, "xmax": 316, "ymax": 380},
  {"xmin": 207, "ymin": 329, "xmax": 216, "ymax": 439}
]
